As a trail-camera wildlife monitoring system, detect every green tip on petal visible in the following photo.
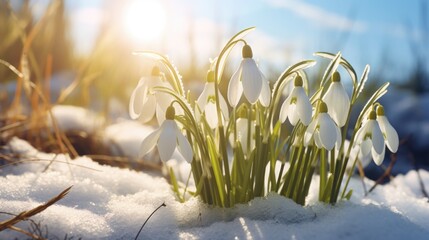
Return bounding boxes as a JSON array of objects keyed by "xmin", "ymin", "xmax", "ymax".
[
  {"xmin": 166, "ymin": 106, "xmax": 175, "ymax": 120},
  {"xmin": 294, "ymin": 76, "xmax": 303, "ymax": 87},
  {"xmin": 151, "ymin": 66, "xmax": 161, "ymax": 76},
  {"xmin": 207, "ymin": 70, "xmax": 215, "ymax": 83},
  {"xmin": 318, "ymin": 101, "xmax": 328, "ymax": 113},
  {"xmin": 376, "ymin": 105, "xmax": 385, "ymax": 116},
  {"xmin": 237, "ymin": 104, "xmax": 248, "ymax": 118},
  {"xmin": 332, "ymin": 71, "xmax": 340, "ymax": 82},
  {"xmin": 368, "ymin": 110, "xmax": 376, "ymax": 120},
  {"xmin": 242, "ymin": 44, "xmax": 253, "ymax": 58}
]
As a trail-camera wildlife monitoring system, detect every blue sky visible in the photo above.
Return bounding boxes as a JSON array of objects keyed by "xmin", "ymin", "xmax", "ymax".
[{"xmin": 29, "ymin": 0, "xmax": 429, "ymax": 82}]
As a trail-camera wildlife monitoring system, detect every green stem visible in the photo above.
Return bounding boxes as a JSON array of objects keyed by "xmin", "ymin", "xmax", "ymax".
[{"xmin": 319, "ymin": 148, "xmax": 327, "ymax": 201}]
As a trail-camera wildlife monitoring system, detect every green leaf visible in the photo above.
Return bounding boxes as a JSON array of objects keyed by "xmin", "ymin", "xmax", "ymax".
[
  {"xmin": 357, "ymin": 82, "xmax": 390, "ymax": 126},
  {"xmin": 354, "ymin": 64, "xmax": 371, "ymax": 101},
  {"xmin": 316, "ymin": 51, "xmax": 342, "ymax": 87},
  {"xmin": 169, "ymin": 167, "xmax": 184, "ymax": 203},
  {"xmin": 315, "ymin": 52, "xmax": 357, "ymax": 87},
  {"xmin": 206, "ymin": 136, "xmax": 226, "ymax": 207},
  {"xmin": 344, "ymin": 189, "xmax": 353, "ymax": 200},
  {"xmin": 322, "ymin": 174, "xmax": 334, "ymax": 203}
]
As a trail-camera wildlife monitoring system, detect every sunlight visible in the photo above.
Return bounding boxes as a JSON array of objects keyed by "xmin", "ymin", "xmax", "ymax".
[{"xmin": 122, "ymin": 0, "xmax": 166, "ymax": 43}]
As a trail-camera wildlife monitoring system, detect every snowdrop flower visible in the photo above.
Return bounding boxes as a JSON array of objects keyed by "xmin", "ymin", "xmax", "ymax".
[
  {"xmin": 139, "ymin": 106, "xmax": 193, "ymax": 163},
  {"xmin": 304, "ymin": 102, "xmax": 341, "ymax": 151},
  {"xmin": 322, "ymin": 71, "xmax": 350, "ymax": 127},
  {"xmin": 354, "ymin": 110, "xmax": 385, "ymax": 165},
  {"xmin": 129, "ymin": 66, "xmax": 173, "ymax": 124},
  {"xmin": 376, "ymin": 105, "xmax": 399, "ymax": 153},
  {"xmin": 227, "ymin": 44, "xmax": 271, "ymax": 107},
  {"xmin": 229, "ymin": 105, "xmax": 255, "ymax": 155},
  {"xmin": 196, "ymin": 71, "xmax": 229, "ymax": 129},
  {"xmin": 279, "ymin": 76, "xmax": 312, "ymax": 126}
]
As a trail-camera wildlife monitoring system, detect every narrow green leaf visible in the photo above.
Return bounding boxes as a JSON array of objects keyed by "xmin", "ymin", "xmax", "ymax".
[
  {"xmin": 354, "ymin": 64, "xmax": 371, "ymax": 101},
  {"xmin": 315, "ymin": 52, "xmax": 357, "ymax": 87},
  {"xmin": 344, "ymin": 189, "xmax": 353, "ymax": 200},
  {"xmin": 206, "ymin": 136, "xmax": 226, "ymax": 207}
]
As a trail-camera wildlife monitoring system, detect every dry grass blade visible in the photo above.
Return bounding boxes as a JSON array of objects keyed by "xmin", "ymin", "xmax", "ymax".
[
  {"xmin": 8, "ymin": 225, "xmax": 46, "ymax": 240},
  {"xmin": 0, "ymin": 186, "xmax": 72, "ymax": 231},
  {"xmin": 367, "ymin": 154, "xmax": 397, "ymax": 194}
]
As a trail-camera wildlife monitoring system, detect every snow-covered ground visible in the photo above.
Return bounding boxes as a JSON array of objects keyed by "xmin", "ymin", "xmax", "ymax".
[
  {"xmin": 0, "ymin": 137, "xmax": 429, "ymax": 238},
  {"xmin": 1, "ymin": 105, "xmax": 429, "ymax": 239}
]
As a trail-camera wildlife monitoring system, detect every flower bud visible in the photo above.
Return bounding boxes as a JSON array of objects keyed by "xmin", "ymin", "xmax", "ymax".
[
  {"xmin": 376, "ymin": 105, "xmax": 385, "ymax": 116},
  {"xmin": 318, "ymin": 101, "xmax": 328, "ymax": 113},
  {"xmin": 151, "ymin": 66, "xmax": 161, "ymax": 76},
  {"xmin": 294, "ymin": 76, "xmax": 303, "ymax": 87},
  {"xmin": 207, "ymin": 70, "xmax": 215, "ymax": 83},
  {"xmin": 166, "ymin": 106, "xmax": 175, "ymax": 120},
  {"xmin": 332, "ymin": 71, "xmax": 340, "ymax": 82},
  {"xmin": 368, "ymin": 110, "xmax": 376, "ymax": 120},
  {"xmin": 242, "ymin": 44, "xmax": 253, "ymax": 58}
]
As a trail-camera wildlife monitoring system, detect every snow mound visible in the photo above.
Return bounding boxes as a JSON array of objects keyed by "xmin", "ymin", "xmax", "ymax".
[
  {"xmin": 1, "ymin": 138, "xmax": 429, "ymax": 239},
  {"xmin": 50, "ymin": 105, "xmax": 104, "ymax": 133}
]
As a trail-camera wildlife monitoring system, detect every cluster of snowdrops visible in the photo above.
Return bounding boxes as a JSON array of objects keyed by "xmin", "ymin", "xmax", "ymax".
[{"xmin": 128, "ymin": 28, "xmax": 398, "ymax": 207}]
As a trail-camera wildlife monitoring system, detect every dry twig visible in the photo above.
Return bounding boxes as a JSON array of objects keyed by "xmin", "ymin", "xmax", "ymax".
[{"xmin": 0, "ymin": 186, "xmax": 72, "ymax": 231}]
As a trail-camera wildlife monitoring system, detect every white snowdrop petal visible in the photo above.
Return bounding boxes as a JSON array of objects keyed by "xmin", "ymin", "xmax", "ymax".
[
  {"xmin": 242, "ymin": 59, "xmax": 262, "ymax": 104},
  {"xmin": 228, "ymin": 66, "xmax": 243, "ymax": 107},
  {"xmin": 372, "ymin": 145, "xmax": 385, "ymax": 166},
  {"xmin": 138, "ymin": 95, "xmax": 157, "ymax": 123},
  {"xmin": 304, "ymin": 119, "xmax": 317, "ymax": 146},
  {"xmin": 156, "ymin": 105, "xmax": 166, "ymax": 126},
  {"xmin": 259, "ymin": 78, "xmax": 271, "ymax": 107},
  {"xmin": 279, "ymin": 99, "xmax": 291, "ymax": 123},
  {"xmin": 296, "ymin": 88, "xmax": 312, "ymax": 126},
  {"xmin": 378, "ymin": 116, "xmax": 399, "ymax": 152},
  {"xmin": 158, "ymin": 121, "xmax": 177, "ymax": 162},
  {"xmin": 288, "ymin": 103, "xmax": 299, "ymax": 126},
  {"xmin": 354, "ymin": 123, "xmax": 366, "ymax": 145},
  {"xmin": 129, "ymin": 84, "xmax": 147, "ymax": 119},
  {"xmin": 360, "ymin": 139, "xmax": 372, "ymax": 157},
  {"xmin": 205, "ymin": 102, "xmax": 218, "ymax": 129},
  {"xmin": 156, "ymin": 91, "xmax": 173, "ymax": 110},
  {"xmin": 196, "ymin": 82, "xmax": 211, "ymax": 110},
  {"xmin": 138, "ymin": 128, "xmax": 162, "ymax": 158},
  {"xmin": 323, "ymin": 82, "xmax": 350, "ymax": 127},
  {"xmin": 318, "ymin": 114, "xmax": 337, "ymax": 150},
  {"xmin": 332, "ymin": 83, "xmax": 350, "ymax": 127},
  {"xmin": 335, "ymin": 125, "xmax": 342, "ymax": 149},
  {"xmin": 360, "ymin": 152, "xmax": 372, "ymax": 168},
  {"xmin": 177, "ymin": 132, "xmax": 194, "ymax": 163},
  {"xmin": 314, "ymin": 131, "xmax": 323, "ymax": 149},
  {"xmin": 370, "ymin": 121, "xmax": 385, "ymax": 154}
]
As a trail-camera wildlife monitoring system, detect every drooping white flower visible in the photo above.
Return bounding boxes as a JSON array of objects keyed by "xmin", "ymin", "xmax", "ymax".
[
  {"xmin": 129, "ymin": 66, "xmax": 173, "ymax": 124},
  {"xmin": 227, "ymin": 44, "xmax": 271, "ymax": 107},
  {"xmin": 322, "ymin": 71, "xmax": 350, "ymax": 127},
  {"xmin": 229, "ymin": 105, "xmax": 255, "ymax": 155},
  {"xmin": 279, "ymin": 76, "xmax": 312, "ymax": 126},
  {"xmin": 304, "ymin": 102, "xmax": 341, "ymax": 151},
  {"xmin": 196, "ymin": 71, "xmax": 229, "ymax": 129},
  {"xmin": 376, "ymin": 105, "xmax": 399, "ymax": 153},
  {"xmin": 354, "ymin": 110, "xmax": 385, "ymax": 166},
  {"xmin": 139, "ymin": 106, "xmax": 193, "ymax": 163}
]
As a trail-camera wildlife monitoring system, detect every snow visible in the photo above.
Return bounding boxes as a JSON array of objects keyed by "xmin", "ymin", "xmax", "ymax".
[{"xmin": 1, "ymin": 105, "xmax": 429, "ymax": 239}]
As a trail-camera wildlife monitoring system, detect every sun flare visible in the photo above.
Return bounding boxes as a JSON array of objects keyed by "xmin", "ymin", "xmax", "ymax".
[{"xmin": 122, "ymin": 0, "xmax": 166, "ymax": 43}]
